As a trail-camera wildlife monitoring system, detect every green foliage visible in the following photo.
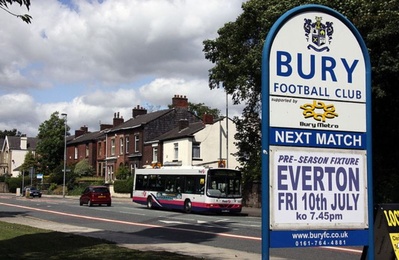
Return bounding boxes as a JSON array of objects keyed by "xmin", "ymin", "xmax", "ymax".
[
  {"xmin": 114, "ymin": 178, "xmax": 133, "ymax": 194},
  {"xmin": 0, "ymin": 174, "xmax": 11, "ymax": 182},
  {"xmin": 5, "ymin": 177, "xmax": 21, "ymax": 193},
  {"xmin": 68, "ymin": 186, "xmax": 86, "ymax": 196},
  {"xmin": 48, "ymin": 183, "xmax": 58, "ymax": 191},
  {"xmin": 203, "ymin": 0, "xmax": 399, "ymax": 202},
  {"xmin": 0, "ymin": 222, "xmax": 200, "ymax": 260},
  {"xmin": 188, "ymin": 102, "xmax": 221, "ymax": 119},
  {"xmin": 0, "ymin": 0, "xmax": 32, "ymax": 23},
  {"xmin": 168, "ymin": 102, "xmax": 221, "ymax": 119},
  {"xmin": 76, "ymin": 177, "xmax": 104, "ymax": 186},
  {"xmin": 19, "ymin": 151, "xmax": 37, "ymax": 173},
  {"xmin": 115, "ymin": 165, "xmax": 130, "ymax": 180},
  {"xmin": 36, "ymin": 112, "xmax": 69, "ymax": 175},
  {"xmin": 74, "ymin": 159, "xmax": 94, "ymax": 177},
  {"xmin": 0, "ymin": 128, "xmax": 21, "ymax": 139}
]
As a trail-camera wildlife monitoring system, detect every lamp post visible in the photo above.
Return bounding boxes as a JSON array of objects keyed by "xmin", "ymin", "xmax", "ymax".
[{"xmin": 61, "ymin": 113, "xmax": 67, "ymax": 198}]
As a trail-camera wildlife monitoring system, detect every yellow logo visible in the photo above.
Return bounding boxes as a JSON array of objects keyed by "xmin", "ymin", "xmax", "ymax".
[{"xmin": 300, "ymin": 100, "xmax": 338, "ymax": 122}]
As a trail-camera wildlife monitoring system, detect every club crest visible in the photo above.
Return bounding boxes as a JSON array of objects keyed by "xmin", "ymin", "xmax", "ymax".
[{"xmin": 304, "ymin": 16, "xmax": 333, "ymax": 52}]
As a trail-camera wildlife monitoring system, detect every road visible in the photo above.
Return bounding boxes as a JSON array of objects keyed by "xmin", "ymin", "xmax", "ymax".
[{"xmin": 0, "ymin": 194, "xmax": 364, "ymax": 259}]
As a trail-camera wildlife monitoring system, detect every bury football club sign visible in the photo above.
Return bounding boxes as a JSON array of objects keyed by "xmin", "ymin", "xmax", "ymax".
[{"xmin": 261, "ymin": 5, "xmax": 372, "ymax": 259}]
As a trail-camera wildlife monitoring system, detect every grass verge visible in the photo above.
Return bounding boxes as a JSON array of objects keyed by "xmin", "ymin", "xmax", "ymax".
[{"xmin": 0, "ymin": 221, "xmax": 200, "ymax": 260}]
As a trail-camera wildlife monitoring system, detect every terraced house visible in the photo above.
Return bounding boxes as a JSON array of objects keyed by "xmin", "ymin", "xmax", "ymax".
[{"xmin": 65, "ymin": 95, "xmax": 239, "ymax": 183}]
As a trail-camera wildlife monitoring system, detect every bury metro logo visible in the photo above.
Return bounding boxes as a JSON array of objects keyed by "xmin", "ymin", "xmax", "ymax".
[
  {"xmin": 304, "ymin": 16, "xmax": 334, "ymax": 52},
  {"xmin": 300, "ymin": 100, "xmax": 338, "ymax": 122}
]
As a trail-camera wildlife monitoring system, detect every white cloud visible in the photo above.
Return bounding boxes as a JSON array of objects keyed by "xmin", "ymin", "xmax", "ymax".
[{"xmin": 0, "ymin": 0, "xmax": 245, "ymax": 136}]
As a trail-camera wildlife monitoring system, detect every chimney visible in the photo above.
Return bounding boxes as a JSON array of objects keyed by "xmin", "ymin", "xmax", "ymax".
[
  {"xmin": 113, "ymin": 112, "xmax": 124, "ymax": 127},
  {"xmin": 20, "ymin": 136, "xmax": 28, "ymax": 150},
  {"xmin": 132, "ymin": 105, "xmax": 147, "ymax": 118},
  {"xmin": 178, "ymin": 119, "xmax": 189, "ymax": 131},
  {"xmin": 202, "ymin": 114, "xmax": 214, "ymax": 125},
  {"xmin": 75, "ymin": 126, "xmax": 89, "ymax": 137},
  {"xmin": 172, "ymin": 95, "xmax": 188, "ymax": 109}
]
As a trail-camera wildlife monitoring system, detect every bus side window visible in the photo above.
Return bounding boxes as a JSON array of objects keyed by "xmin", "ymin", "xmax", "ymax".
[
  {"xmin": 185, "ymin": 176, "xmax": 195, "ymax": 194},
  {"xmin": 175, "ymin": 177, "xmax": 182, "ymax": 193}
]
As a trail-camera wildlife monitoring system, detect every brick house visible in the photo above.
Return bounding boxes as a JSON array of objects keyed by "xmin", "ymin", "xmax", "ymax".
[
  {"xmin": 65, "ymin": 95, "xmax": 202, "ymax": 182},
  {"xmin": 102, "ymin": 95, "xmax": 200, "ymax": 182}
]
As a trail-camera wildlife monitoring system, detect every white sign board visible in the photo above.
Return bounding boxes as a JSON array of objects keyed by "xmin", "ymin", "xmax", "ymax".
[
  {"xmin": 270, "ymin": 146, "xmax": 367, "ymax": 230},
  {"xmin": 269, "ymin": 12, "xmax": 366, "ymax": 102}
]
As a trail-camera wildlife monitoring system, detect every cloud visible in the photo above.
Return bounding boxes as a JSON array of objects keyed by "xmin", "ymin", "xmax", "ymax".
[{"xmin": 0, "ymin": 0, "xmax": 245, "ymax": 136}]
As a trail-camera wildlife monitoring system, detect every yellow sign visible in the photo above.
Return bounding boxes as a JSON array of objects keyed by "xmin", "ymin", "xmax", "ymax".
[{"xmin": 389, "ymin": 233, "xmax": 399, "ymax": 259}]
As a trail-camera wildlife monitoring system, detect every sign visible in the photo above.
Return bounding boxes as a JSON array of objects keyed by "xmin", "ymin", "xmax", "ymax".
[
  {"xmin": 373, "ymin": 204, "xmax": 399, "ymax": 259},
  {"xmin": 270, "ymin": 146, "xmax": 367, "ymax": 229},
  {"xmin": 261, "ymin": 4, "xmax": 372, "ymax": 259}
]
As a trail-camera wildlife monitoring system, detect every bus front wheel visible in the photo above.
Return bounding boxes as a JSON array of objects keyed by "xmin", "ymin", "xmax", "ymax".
[
  {"xmin": 147, "ymin": 197, "xmax": 153, "ymax": 209},
  {"xmin": 184, "ymin": 199, "xmax": 192, "ymax": 213}
]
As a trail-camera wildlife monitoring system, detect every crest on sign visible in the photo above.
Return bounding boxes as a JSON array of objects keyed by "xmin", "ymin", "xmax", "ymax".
[{"xmin": 304, "ymin": 16, "xmax": 334, "ymax": 52}]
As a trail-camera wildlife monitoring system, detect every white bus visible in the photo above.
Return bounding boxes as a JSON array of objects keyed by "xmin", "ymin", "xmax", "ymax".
[{"xmin": 132, "ymin": 167, "xmax": 242, "ymax": 213}]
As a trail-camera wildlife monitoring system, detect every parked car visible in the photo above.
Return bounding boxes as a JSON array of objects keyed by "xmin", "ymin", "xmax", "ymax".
[
  {"xmin": 23, "ymin": 186, "xmax": 42, "ymax": 198},
  {"xmin": 79, "ymin": 185, "xmax": 111, "ymax": 207}
]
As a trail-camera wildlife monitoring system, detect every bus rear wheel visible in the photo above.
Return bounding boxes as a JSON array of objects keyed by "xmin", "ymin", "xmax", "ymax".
[
  {"xmin": 184, "ymin": 199, "xmax": 192, "ymax": 213},
  {"xmin": 147, "ymin": 197, "xmax": 153, "ymax": 209}
]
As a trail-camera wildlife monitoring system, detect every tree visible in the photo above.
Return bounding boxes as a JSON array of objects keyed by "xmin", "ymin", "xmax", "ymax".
[
  {"xmin": 74, "ymin": 159, "xmax": 94, "ymax": 177},
  {"xmin": 0, "ymin": 128, "xmax": 21, "ymax": 139},
  {"xmin": 203, "ymin": 0, "xmax": 399, "ymax": 203},
  {"xmin": 0, "ymin": 0, "xmax": 32, "ymax": 23},
  {"xmin": 168, "ymin": 102, "xmax": 221, "ymax": 119},
  {"xmin": 115, "ymin": 165, "xmax": 130, "ymax": 180},
  {"xmin": 20, "ymin": 150, "xmax": 37, "ymax": 173},
  {"xmin": 36, "ymin": 112, "xmax": 69, "ymax": 175},
  {"xmin": 188, "ymin": 102, "xmax": 221, "ymax": 119}
]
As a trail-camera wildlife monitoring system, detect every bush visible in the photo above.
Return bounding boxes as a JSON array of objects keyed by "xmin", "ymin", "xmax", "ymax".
[
  {"xmin": 6, "ymin": 177, "xmax": 22, "ymax": 193},
  {"xmin": 68, "ymin": 186, "xmax": 85, "ymax": 196},
  {"xmin": 113, "ymin": 178, "xmax": 133, "ymax": 194},
  {"xmin": 115, "ymin": 165, "xmax": 130, "ymax": 180}
]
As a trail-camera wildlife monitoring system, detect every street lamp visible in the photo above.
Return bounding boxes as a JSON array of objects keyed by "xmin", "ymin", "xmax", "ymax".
[{"xmin": 61, "ymin": 113, "xmax": 67, "ymax": 198}]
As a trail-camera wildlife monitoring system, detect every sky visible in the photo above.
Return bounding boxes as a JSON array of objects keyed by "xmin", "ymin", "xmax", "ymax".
[{"xmin": 0, "ymin": 0, "xmax": 246, "ymax": 137}]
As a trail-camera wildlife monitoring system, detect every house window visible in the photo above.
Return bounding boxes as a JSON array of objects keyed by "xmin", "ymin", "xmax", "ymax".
[
  {"xmin": 119, "ymin": 137, "xmax": 124, "ymax": 154},
  {"xmin": 152, "ymin": 145, "xmax": 158, "ymax": 162},
  {"xmin": 125, "ymin": 136, "xmax": 129, "ymax": 153},
  {"xmin": 98, "ymin": 142, "xmax": 102, "ymax": 156},
  {"xmin": 111, "ymin": 138, "xmax": 115, "ymax": 155},
  {"xmin": 135, "ymin": 135, "xmax": 139, "ymax": 153},
  {"xmin": 192, "ymin": 143, "xmax": 200, "ymax": 159},
  {"xmin": 85, "ymin": 144, "xmax": 89, "ymax": 157},
  {"xmin": 74, "ymin": 147, "xmax": 78, "ymax": 159},
  {"xmin": 174, "ymin": 143, "xmax": 178, "ymax": 160}
]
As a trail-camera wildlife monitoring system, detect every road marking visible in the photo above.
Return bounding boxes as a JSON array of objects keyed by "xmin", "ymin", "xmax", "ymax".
[
  {"xmin": 0, "ymin": 202, "xmax": 261, "ymax": 241},
  {"xmin": 159, "ymin": 220, "xmax": 186, "ymax": 224}
]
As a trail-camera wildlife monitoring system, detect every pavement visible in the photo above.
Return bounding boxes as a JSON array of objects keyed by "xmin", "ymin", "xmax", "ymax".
[{"xmin": 0, "ymin": 194, "xmax": 273, "ymax": 259}]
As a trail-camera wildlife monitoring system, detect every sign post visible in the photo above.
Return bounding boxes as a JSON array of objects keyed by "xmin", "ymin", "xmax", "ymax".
[{"xmin": 261, "ymin": 5, "xmax": 372, "ymax": 259}]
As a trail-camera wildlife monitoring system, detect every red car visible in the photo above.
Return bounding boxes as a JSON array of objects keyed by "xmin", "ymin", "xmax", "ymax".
[{"xmin": 79, "ymin": 186, "xmax": 111, "ymax": 207}]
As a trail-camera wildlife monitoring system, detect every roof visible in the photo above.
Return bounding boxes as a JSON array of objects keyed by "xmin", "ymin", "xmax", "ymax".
[
  {"xmin": 67, "ymin": 131, "xmax": 105, "ymax": 145},
  {"xmin": 6, "ymin": 136, "xmax": 38, "ymax": 150},
  {"xmin": 155, "ymin": 121, "xmax": 205, "ymax": 141},
  {"xmin": 109, "ymin": 109, "xmax": 174, "ymax": 132}
]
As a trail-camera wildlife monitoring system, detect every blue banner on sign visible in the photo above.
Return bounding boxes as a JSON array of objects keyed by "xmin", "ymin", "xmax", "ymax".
[
  {"xmin": 270, "ymin": 127, "xmax": 366, "ymax": 149},
  {"xmin": 270, "ymin": 229, "xmax": 369, "ymax": 248}
]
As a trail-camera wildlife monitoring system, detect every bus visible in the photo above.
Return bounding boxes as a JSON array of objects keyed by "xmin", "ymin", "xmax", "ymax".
[{"xmin": 132, "ymin": 167, "xmax": 242, "ymax": 213}]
